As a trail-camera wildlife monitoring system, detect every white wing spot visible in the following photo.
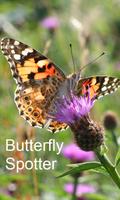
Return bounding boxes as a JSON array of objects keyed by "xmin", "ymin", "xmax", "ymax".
[
  {"xmin": 114, "ymin": 87, "xmax": 117, "ymax": 91},
  {"xmin": 104, "ymin": 77, "xmax": 109, "ymax": 85},
  {"xmin": 98, "ymin": 95, "xmax": 103, "ymax": 99},
  {"xmin": 11, "ymin": 50, "xmax": 15, "ymax": 54},
  {"xmin": 113, "ymin": 78, "xmax": 117, "ymax": 82},
  {"xmin": 14, "ymin": 41, "xmax": 20, "ymax": 46},
  {"xmin": 108, "ymin": 85, "xmax": 111, "ymax": 89},
  {"xmin": 1, "ymin": 41, "xmax": 4, "ymax": 45},
  {"xmin": 112, "ymin": 83, "xmax": 115, "ymax": 86},
  {"xmin": 22, "ymin": 48, "xmax": 33, "ymax": 56},
  {"xmin": 104, "ymin": 92, "xmax": 109, "ymax": 96},
  {"xmin": 110, "ymin": 90, "xmax": 114, "ymax": 93},
  {"xmin": 10, "ymin": 45, "xmax": 14, "ymax": 49},
  {"xmin": 101, "ymin": 86, "xmax": 107, "ymax": 92},
  {"xmin": 14, "ymin": 54, "xmax": 21, "ymax": 60}
]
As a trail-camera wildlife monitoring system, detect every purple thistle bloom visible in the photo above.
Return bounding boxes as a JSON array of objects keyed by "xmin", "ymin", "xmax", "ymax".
[
  {"xmin": 41, "ymin": 16, "xmax": 59, "ymax": 30},
  {"xmin": 64, "ymin": 183, "xmax": 96, "ymax": 197},
  {"xmin": 62, "ymin": 143, "xmax": 95, "ymax": 162},
  {"xmin": 50, "ymin": 92, "xmax": 95, "ymax": 125}
]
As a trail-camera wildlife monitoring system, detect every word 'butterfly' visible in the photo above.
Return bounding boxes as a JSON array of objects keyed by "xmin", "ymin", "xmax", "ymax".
[{"xmin": 1, "ymin": 38, "xmax": 120, "ymax": 132}]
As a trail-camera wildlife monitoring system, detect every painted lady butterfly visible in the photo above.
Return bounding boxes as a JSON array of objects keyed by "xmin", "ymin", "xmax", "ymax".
[{"xmin": 1, "ymin": 38, "xmax": 120, "ymax": 132}]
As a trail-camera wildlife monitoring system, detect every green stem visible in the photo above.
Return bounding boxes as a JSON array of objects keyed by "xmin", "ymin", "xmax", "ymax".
[
  {"xmin": 71, "ymin": 175, "xmax": 78, "ymax": 200},
  {"xmin": 111, "ymin": 130, "xmax": 119, "ymax": 148},
  {"xmin": 95, "ymin": 150, "xmax": 120, "ymax": 189}
]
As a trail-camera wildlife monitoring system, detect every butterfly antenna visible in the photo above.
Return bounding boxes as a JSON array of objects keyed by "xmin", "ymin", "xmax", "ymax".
[
  {"xmin": 69, "ymin": 43, "xmax": 76, "ymax": 73},
  {"xmin": 79, "ymin": 52, "xmax": 105, "ymax": 72}
]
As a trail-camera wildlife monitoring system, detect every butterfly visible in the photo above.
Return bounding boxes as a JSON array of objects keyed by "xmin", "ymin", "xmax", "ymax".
[{"xmin": 1, "ymin": 38, "xmax": 120, "ymax": 133}]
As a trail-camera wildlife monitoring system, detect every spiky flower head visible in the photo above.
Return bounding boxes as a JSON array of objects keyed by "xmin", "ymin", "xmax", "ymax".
[
  {"xmin": 49, "ymin": 91, "xmax": 104, "ymax": 151},
  {"xmin": 49, "ymin": 92, "xmax": 94, "ymax": 125}
]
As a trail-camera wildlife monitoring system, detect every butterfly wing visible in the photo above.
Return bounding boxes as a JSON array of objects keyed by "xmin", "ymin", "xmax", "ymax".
[
  {"xmin": 76, "ymin": 76, "xmax": 120, "ymax": 100},
  {"xmin": 1, "ymin": 38, "xmax": 68, "ymax": 132},
  {"xmin": 1, "ymin": 38, "xmax": 65, "ymax": 84}
]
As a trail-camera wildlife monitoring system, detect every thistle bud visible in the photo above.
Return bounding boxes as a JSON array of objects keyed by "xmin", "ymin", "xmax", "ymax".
[
  {"xmin": 70, "ymin": 115, "xmax": 104, "ymax": 151},
  {"xmin": 103, "ymin": 111, "xmax": 118, "ymax": 131}
]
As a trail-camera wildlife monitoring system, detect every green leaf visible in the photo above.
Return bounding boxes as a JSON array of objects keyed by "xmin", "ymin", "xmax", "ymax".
[
  {"xmin": 91, "ymin": 166, "xmax": 109, "ymax": 176},
  {"xmin": 115, "ymin": 148, "xmax": 120, "ymax": 166},
  {"xmin": 57, "ymin": 161, "xmax": 102, "ymax": 178}
]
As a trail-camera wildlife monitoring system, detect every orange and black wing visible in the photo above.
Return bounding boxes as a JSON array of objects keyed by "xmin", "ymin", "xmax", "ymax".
[
  {"xmin": 1, "ymin": 37, "xmax": 65, "ymax": 84},
  {"xmin": 76, "ymin": 76, "xmax": 120, "ymax": 100},
  {"xmin": 1, "ymin": 38, "xmax": 68, "ymax": 132}
]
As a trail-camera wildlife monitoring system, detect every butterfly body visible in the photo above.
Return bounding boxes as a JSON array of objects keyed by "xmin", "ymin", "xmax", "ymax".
[{"xmin": 1, "ymin": 38, "xmax": 120, "ymax": 132}]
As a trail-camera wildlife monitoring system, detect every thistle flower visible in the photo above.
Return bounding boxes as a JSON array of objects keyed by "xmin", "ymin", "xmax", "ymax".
[
  {"xmin": 64, "ymin": 183, "xmax": 95, "ymax": 198},
  {"xmin": 49, "ymin": 92, "xmax": 104, "ymax": 151},
  {"xmin": 50, "ymin": 92, "xmax": 94, "ymax": 125},
  {"xmin": 41, "ymin": 16, "xmax": 59, "ymax": 33},
  {"xmin": 62, "ymin": 143, "xmax": 95, "ymax": 162}
]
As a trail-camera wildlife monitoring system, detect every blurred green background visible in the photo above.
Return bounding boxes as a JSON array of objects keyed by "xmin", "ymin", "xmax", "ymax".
[{"xmin": 0, "ymin": 0, "xmax": 120, "ymax": 199}]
